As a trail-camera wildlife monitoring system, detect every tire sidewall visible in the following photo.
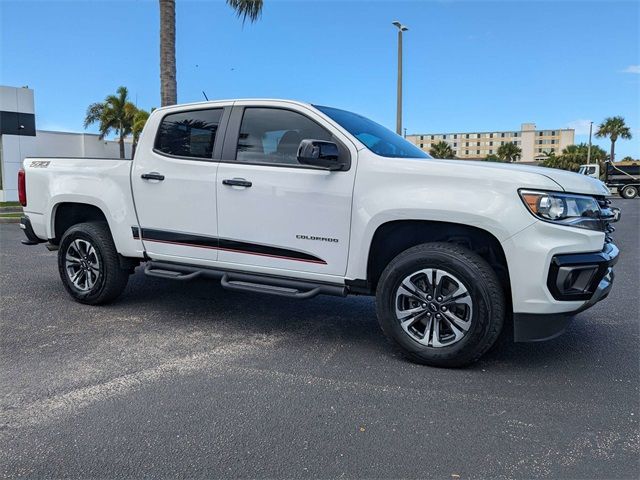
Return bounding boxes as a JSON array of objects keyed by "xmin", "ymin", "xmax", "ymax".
[
  {"xmin": 58, "ymin": 226, "xmax": 108, "ymax": 303},
  {"xmin": 377, "ymin": 247, "xmax": 498, "ymax": 366},
  {"xmin": 621, "ymin": 186, "xmax": 637, "ymax": 199}
]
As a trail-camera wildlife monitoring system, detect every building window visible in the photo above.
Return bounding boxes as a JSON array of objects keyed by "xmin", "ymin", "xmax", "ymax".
[
  {"xmin": 489, "ymin": 149, "xmax": 493, "ymax": 154},
  {"xmin": 489, "ymin": 133, "xmax": 494, "ymax": 138},
  {"xmin": 551, "ymin": 139, "xmax": 556, "ymax": 144},
  {"xmin": 420, "ymin": 143, "xmax": 423, "ymax": 148},
  {"xmin": 538, "ymin": 131, "xmax": 544, "ymax": 137},
  {"xmin": 465, "ymin": 142, "xmax": 469, "ymax": 147},
  {"xmin": 420, "ymin": 135, "xmax": 424, "ymax": 140},
  {"xmin": 476, "ymin": 150, "xmax": 480, "ymax": 155},
  {"xmin": 551, "ymin": 131, "xmax": 556, "ymax": 136},
  {"xmin": 476, "ymin": 142, "xmax": 480, "ymax": 146},
  {"xmin": 489, "ymin": 141, "xmax": 493, "ymax": 146},
  {"xmin": 513, "ymin": 132, "xmax": 519, "ymax": 137},
  {"xmin": 443, "ymin": 134, "xmax": 447, "ymax": 139},
  {"xmin": 465, "ymin": 134, "xmax": 469, "ymax": 139},
  {"xmin": 465, "ymin": 150, "xmax": 469, "ymax": 155},
  {"xmin": 453, "ymin": 142, "xmax": 457, "ymax": 147},
  {"xmin": 453, "ymin": 134, "xmax": 457, "ymax": 139},
  {"xmin": 431, "ymin": 135, "xmax": 435, "ymax": 140}
]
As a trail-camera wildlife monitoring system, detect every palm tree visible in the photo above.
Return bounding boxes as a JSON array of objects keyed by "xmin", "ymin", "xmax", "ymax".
[
  {"xmin": 126, "ymin": 105, "xmax": 151, "ymax": 159},
  {"xmin": 496, "ymin": 142, "xmax": 522, "ymax": 162},
  {"xmin": 595, "ymin": 116, "xmax": 632, "ymax": 163},
  {"xmin": 84, "ymin": 86, "xmax": 136, "ymax": 159},
  {"xmin": 429, "ymin": 141, "xmax": 455, "ymax": 159},
  {"xmin": 159, "ymin": 0, "xmax": 264, "ymax": 106}
]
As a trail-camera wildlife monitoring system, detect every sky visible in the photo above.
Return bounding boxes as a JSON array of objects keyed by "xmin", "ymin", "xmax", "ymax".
[{"xmin": 1, "ymin": 0, "xmax": 639, "ymax": 158}]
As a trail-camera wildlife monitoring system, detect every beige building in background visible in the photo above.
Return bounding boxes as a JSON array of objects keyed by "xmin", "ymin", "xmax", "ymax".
[{"xmin": 407, "ymin": 123, "xmax": 575, "ymax": 163}]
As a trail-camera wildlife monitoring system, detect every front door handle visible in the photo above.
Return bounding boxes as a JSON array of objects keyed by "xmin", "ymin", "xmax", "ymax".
[
  {"xmin": 141, "ymin": 172, "xmax": 165, "ymax": 181},
  {"xmin": 222, "ymin": 178, "xmax": 252, "ymax": 188}
]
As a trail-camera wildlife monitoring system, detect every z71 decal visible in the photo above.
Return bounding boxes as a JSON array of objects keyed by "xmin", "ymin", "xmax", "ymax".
[{"xmin": 30, "ymin": 161, "xmax": 50, "ymax": 168}]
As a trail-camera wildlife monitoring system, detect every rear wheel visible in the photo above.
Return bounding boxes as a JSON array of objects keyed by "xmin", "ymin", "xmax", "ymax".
[
  {"xmin": 376, "ymin": 242, "xmax": 505, "ymax": 367},
  {"xmin": 620, "ymin": 185, "xmax": 638, "ymax": 199},
  {"xmin": 58, "ymin": 222, "xmax": 129, "ymax": 304}
]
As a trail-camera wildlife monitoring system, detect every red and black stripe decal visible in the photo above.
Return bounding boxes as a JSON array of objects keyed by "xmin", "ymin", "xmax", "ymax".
[{"xmin": 132, "ymin": 227, "xmax": 326, "ymax": 265}]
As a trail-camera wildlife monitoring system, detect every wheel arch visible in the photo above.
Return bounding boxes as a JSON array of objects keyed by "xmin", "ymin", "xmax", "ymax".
[
  {"xmin": 365, "ymin": 220, "xmax": 511, "ymax": 299},
  {"xmin": 50, "ymin": 202, "xmax": 111, "ymax": 244}
]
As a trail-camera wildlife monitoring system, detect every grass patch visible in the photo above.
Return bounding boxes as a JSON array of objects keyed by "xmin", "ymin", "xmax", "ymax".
[
  {"xmin": 0, "ymin": 213, "xmax": 23, "ymax": 218},
  {"xmin": 0, "ymin": 201, "xmax": 21, "ymax": 207}
]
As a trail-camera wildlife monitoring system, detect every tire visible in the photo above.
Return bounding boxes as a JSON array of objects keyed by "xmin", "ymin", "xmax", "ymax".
[
  {"xmin": 620, "ymin": 185, "xmax": 638, "ymax": 199},
  {"xmin": 375, "ymin": 242, "xmax": 505, "ymax": 368},
  {"xmin": 57, "ymin": 222, "xmax": 129, "ymax": 305}
]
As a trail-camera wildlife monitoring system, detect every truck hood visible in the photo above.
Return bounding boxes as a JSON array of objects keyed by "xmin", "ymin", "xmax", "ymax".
[{"xmin": 430, "ymin": 159, "xmax": 610, "ymax": 196}]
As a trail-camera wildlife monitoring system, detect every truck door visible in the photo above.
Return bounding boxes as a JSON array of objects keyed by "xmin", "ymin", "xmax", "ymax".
[
  {"xmin": 131, "ymin": 106, "xmax": 229, "ymax": 265},
  {"xmin": 215, "ymin": 103, "xmax": 357, "ymax": 276}
]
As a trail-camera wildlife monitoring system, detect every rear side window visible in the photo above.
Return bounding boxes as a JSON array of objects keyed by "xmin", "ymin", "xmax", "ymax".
[
  {"xmin": 154, "ymin": 108, "xmax": 223, "ymax": 159},
  {"xmin": 236, "ymin": 108, "xmax": 333, "ymax": 165}
]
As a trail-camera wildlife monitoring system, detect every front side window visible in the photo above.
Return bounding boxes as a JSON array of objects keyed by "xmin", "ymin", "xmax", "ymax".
[
  {"xmin": 314, "ymin": 105, "xmax": 430, "ymax": 159},
  {"xmin": 155, "ymin": 108, "xmax": 222, "ymax": 159},
  {"xmin": 236, "ymin": 108, "xmax": 333, "ymax": 165}
]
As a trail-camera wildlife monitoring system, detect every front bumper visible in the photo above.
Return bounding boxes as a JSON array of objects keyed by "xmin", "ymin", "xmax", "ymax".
[{"xmin": 514, "ymin": 242, "xmax": 619, "ymax": 342}]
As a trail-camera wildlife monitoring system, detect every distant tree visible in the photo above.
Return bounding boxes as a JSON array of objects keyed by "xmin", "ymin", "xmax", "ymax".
[
  {"xmin": 126, "ymin": 105, "xmax": 152, "ymax": 159},
  {"xmin": 496, "ymin": 142, "xmax": 522, "ymax": 162},
  {"xmin": 620, "ymin": 156, "xmax": 637, "ymax": 163},
  {"xmin": 595, "ymin": 116, "xmax": 632, "ymax": 163},
  {"xmin": 84, "ymin": 86, "xmax": 136, "ymax": 159},
  {"xmin": 541, "ymin": 143, "xmax": 608, "ymax": 173},
  {"xmin": 484, "ymin": 153, "xmax": 504, "ymax": 162},
  {"xmin": 429, "ymin": 141, "xmax": 455, "ymax": 159}
]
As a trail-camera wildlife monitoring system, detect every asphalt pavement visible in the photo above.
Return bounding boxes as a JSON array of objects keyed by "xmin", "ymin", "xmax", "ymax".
[{"xmin": 1, "ymin": 199, "xmax": 638, "ymax": 479}]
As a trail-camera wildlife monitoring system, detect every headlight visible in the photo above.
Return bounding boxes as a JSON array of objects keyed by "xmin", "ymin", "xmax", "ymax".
[{"xmin": 519, "ymin": 190, "xmax": 604, "ymax": 231}]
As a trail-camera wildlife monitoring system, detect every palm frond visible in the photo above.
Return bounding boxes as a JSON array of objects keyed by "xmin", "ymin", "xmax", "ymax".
[{"xmin": 227, "ymin": 0, "xmax": 263, "ymax": 24}]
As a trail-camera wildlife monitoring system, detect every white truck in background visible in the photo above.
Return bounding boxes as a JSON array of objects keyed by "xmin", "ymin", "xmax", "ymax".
[{"xmin": 18, "ymin": 99, "xmax": 620, "ymax": 367}]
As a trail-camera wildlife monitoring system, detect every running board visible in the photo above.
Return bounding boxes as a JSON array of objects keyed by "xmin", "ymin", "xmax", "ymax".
[
  {"xmin": 143, "ymin": 261, "xmax": 346, "ymax": 299},
  {"xmin": 144, "ymin": 264, "xmax": 201, "ymax": 281}
]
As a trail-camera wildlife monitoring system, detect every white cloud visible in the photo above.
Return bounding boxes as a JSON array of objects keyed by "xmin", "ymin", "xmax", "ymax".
[
  {"xmin": 622, "ymin": 65, "xmax": 640, "ymax": 74},
  {"xmin": 566, "ymin": 119, "xmax": 594, "ymax": 135}
]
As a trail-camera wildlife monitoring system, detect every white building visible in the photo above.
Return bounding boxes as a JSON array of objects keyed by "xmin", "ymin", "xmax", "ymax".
[{"xmin": 0, "ymin": 86, "xmax": 131, "ymax": 202}]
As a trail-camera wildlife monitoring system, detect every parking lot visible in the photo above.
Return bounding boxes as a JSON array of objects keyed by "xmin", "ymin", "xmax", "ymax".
[{"xmin": 0, "ymin": 199, "xmax": 638, "ymax": 479}]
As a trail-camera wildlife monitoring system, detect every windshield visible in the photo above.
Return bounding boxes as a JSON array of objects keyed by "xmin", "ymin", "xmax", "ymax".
[{"xmin": 315, "ymin": 105, "xmax": 431, "ymax": 159}]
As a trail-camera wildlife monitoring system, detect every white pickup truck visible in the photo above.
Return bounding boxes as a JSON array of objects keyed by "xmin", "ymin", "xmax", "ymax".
[{"xmin": 18, "ymin": 99, "xmax": 620, "ymax": 367}]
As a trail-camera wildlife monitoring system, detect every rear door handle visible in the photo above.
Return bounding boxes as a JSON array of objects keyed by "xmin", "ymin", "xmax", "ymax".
[
  {"xmin": 222, "ymin": 178, "xmax": 252, "ymax": 188},
  {"xmin": 141, "ymin": 172, "xmax": 165, "ymax": 181}
]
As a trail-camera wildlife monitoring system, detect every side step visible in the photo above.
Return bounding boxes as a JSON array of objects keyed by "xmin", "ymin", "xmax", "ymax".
[
  {"xmin": 143, "ymin": 261, "xmax": 346, "ymax": 299},
  {"xmin": 144, "ymin": 264, "xmax": 201, "ymax": 281}
]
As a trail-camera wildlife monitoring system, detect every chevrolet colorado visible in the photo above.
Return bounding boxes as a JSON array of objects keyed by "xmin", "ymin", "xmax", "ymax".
[{"xmin": 18, "ymin": 99, "xmax": 620, "ymax": 367}]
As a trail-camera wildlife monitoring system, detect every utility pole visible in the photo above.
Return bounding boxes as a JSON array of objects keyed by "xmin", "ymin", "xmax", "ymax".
[
  {"xmin": 403, "ymin": 128, "xmax": 407, "ymax": 138},
  {"xmin": 393, "ymin": 21, "xmax": 408, "ymax": 135},
  {"xmin": 587, "ymin": 121, "xmax": 593, "ymax": 164}
]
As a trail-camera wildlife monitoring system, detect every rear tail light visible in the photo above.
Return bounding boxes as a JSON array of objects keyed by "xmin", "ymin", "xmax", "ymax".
[{"xmin": 18, "ymin": 168, "xmax": 27, "ymax": 207}]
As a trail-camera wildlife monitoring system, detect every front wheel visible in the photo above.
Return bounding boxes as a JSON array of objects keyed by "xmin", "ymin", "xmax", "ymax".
[
  {"xmin": 58, "ymin": 222, "xmax": 130, "ymax": 305},
  {"xmin": 620, "ymin": 185, "xmax": 638, "ymax": 199},
  {"xmin": 376, "ymin": 242, "xmax": 505, "ymax": 368}
]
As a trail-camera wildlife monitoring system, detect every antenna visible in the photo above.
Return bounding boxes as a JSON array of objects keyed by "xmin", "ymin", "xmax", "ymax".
[{"xmin": 202, "ymin": 91, "xmax": 209, "ymax": 101}]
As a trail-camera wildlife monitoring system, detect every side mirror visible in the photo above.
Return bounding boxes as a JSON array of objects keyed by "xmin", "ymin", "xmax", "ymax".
[{"xmin": 297, "ymin": 139, "xmax": 346, "ymax": 171}]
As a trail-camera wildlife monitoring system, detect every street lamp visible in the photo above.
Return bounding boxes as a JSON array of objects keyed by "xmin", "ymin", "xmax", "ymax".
[
  {"xmin": 393, "ymin": 21, "xmax": 408, "ymax": 135},
  {"xmin": 587, "ymin": 121, "xmax": 593, "ymax": 164}
]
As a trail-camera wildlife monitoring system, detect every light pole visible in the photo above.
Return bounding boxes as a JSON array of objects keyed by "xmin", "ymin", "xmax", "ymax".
[
  {"xmin": 586, "ymin": 121, "xmax": 594, "ymax": 164},
  {"xmin": 393, "ymin": 21, "xmax": 408, "ymax": 135}
]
